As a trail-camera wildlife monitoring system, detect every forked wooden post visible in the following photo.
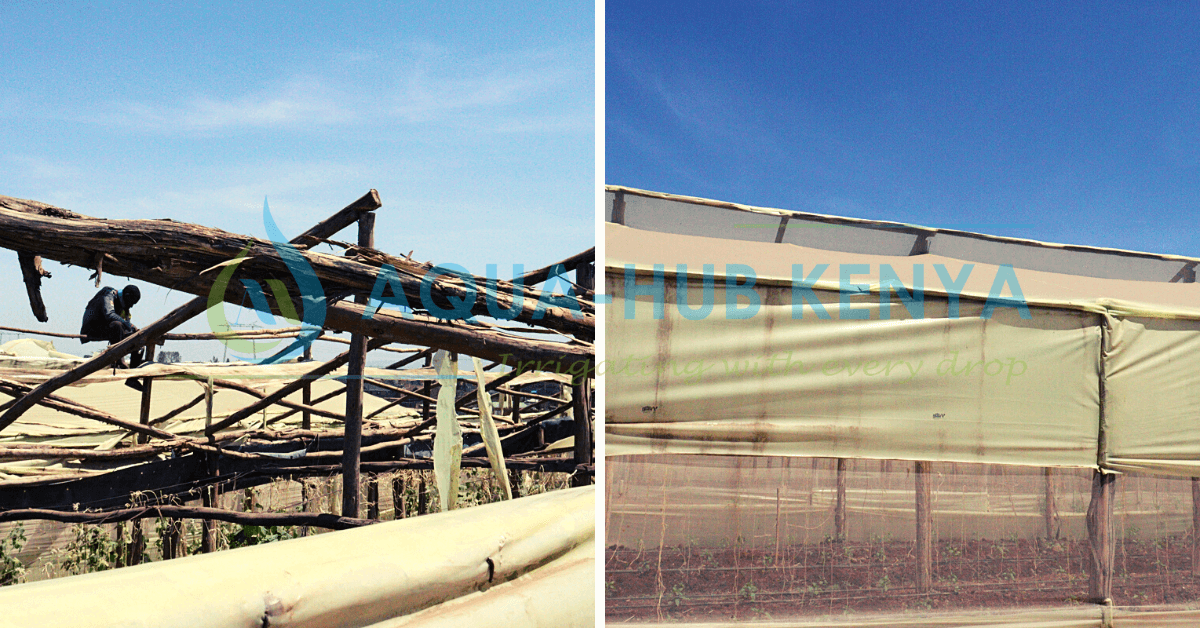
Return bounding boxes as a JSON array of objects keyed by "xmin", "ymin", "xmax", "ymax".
[
  {"xmin": 1086, "ymin": 470, "xmax": 1116, "ymax": 603},
  {"xmin": 342, "ymin": 212, "xmax": 375, "ymax": 518},
  {"xmin": 915, "ymin": 460, "xmax": 932, "ymax": 593},
  {"xmin": 835, "ymin": 458, "xmax": 847, "ymax": 542}
]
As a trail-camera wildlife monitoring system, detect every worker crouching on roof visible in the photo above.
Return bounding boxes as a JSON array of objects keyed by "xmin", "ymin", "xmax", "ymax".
[{"xmin": 80, "ymin": 285, "xmax": 146, "ymax": 370}]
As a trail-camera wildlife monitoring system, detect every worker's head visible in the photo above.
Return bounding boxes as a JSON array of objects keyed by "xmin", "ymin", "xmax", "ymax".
[{"xmin": 121, "ymin": 285, "xmax": 141, "ymax": 308}]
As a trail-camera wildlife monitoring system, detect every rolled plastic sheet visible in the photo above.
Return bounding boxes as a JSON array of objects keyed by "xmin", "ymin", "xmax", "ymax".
[
  {"xmin": 0, "ymin": 485, "xmax": 594, "ymax": 628},
  {"xmin": 364, "ymin": 542, "xmax": 594, "ymax": 628}
]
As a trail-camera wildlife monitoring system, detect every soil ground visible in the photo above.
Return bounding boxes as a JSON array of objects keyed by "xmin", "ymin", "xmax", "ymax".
[{"xmin": 605, "ymin": 535, "xmax": 1200, "ymax": 622}]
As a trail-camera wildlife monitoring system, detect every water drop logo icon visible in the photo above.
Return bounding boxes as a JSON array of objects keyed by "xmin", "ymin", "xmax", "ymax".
[{"xmin": 207, "ymin": 198, "xmax": 326, "ymax": 363}]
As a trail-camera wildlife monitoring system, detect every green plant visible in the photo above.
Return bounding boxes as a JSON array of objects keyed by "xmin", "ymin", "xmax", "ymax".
[
  {"xmin": 669, "ymin": 582, "xmax": 689, "ymax": 607},
  {"xmin": 750, "ymin": 606, "xmax": 773, "ymax": 620},
  {"xmin": 737, "ymin": 581, "xmax": 759, "ymax": 602},
  {"xmin": 57, "ymin": 524, "xmax": 120, "ymax": 575},
  {"xmin": 223, "ymin": 521, "xmax": 298, "ymax": 548},
  {"xmin": 875, "ymin": 575, "xmax": 891, "ymax": 592},
  {"xmin": 0, "ymin": 524, "xmax": 27, "ymax": 585},
  {"xmin": 910, "ymin": 597, "xmax": 933, "ymax": 610}
]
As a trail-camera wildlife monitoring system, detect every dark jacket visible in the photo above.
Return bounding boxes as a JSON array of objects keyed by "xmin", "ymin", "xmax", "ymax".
[{"xmin": 80, "ymin": 287, "xmax": 135, "ymax": 343}]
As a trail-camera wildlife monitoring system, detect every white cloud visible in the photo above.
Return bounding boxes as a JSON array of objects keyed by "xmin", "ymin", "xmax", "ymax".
[{"xmin": 75, "ymin": 44, "xmax": 587, "ymax": 135}]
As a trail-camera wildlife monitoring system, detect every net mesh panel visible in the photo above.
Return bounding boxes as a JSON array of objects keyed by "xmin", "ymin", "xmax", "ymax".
[{"xmin": 605, "ymin": 455, "xmax": 1200, "ymax": 623}]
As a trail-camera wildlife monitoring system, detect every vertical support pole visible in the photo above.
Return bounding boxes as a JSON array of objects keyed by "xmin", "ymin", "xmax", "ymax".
[
  {"xmin": 1087, "ymin": 470, "xmax": 1116, "ymax": 603},
  {"xmin": 570, "ymin": 378, "xmax": 592, "ymax": 487},
  {"xmin": 774, "ymin": 486, "xmax": 783, "ymax": 564},
  {"xmin": 1045, "ymin": 468, "xmax": 1057, "ymax": 539},
  {"xmin": 128, "ymin": 520, "xmax": 144, "ymax": 565},
  {"xmin": 114, "ymin": 523, "xmax": 127, "ymax": 568},
  {"xmin": 342, "ymin": 212, "xmax": 375, "ymax": 518},
  {"xmin": 834, "ymin": 458, "xmax": 847, "ymax": 542},
  {"xmin": 417, "ymin": 473, "xmax": 429, "ymax": 515},
  {"xmin": 202, "ymin": 376, "xmax": 218, "ymax": 552},
  {"xmin": 421, "ymin": 354, "xmax": 433, "ymax": 422},
  {"xmin": 136, "ymin": 352, "xmax": 154, "ymax": 445},
  {"xmin": 366, "ymin": 476, "xmax": 380, "ymax": 520},
  {"xmin": 915, "ymin": 460, "xmax": 932, "ymax": 593},
  {"xmin": 509, "ymin": 468, "xmax": 522, "ymax": 499},
  {"xmin": 1191, "ymin": 478, "xmax": 1200, "ymax": 575},
  {"xmin": 570, "ymin": 261, "xmax": 593, "ymax": 488},
  {"xmin": 392, "ymin": 474, "xmax": 406, "ymax": 520}
]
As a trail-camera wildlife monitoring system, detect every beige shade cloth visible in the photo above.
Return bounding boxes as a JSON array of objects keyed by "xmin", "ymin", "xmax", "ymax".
[
  {"xmin": 605, "ymin": 221, "xmax": 1200, "ymax": 474},
  {"xmin": 0, "ymin": 485, "xmax": 594, "ymax": 628},
  {"xmin": 1104, "ymin": 316, "xmax": 1200, "ymax": 477}
]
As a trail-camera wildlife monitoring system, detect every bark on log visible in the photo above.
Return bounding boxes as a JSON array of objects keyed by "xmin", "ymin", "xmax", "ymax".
[
  {"xmin": 517, "ymin": 247, "xmax": 595, "ymax": 287},
  {"xmin": 17, "ymin": 252, "xmax": 49, "ymax": 323},
  {"xmin": 0, "ymin": 194, "xmax": 592, "ymax": 340}
]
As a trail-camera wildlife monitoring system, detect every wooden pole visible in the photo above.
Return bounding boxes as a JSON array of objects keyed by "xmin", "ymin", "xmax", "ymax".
[
  {"xmin": 136, "ymin": 368, "xmax": 154, "ymax": 446},
  {"xmin": 835, "ymin": 458, "xmax": 847, "ymax": 542},
  {"xmin": 570, "ymin": 379, "xmax": 592, "ymax": 487},
  {"xmin": 1087, "ymin": 470, "xmax": 1116, "ymax": 603},
  {"xmin": 202, "ymin": 378, "xmax": 219, "ymax": 553},
  {"xmin": 16, "ymin": 251, "xmax": 49, "ymax": 323},
  {"xmin": 342, "ymin": 212, "xmax": 374, "ymax": 519},
  {"xmin": 1192, "ymin": 478, "xmax": 1200, "ymax": 576},
  {"xmin": 417, "ymin": 473, "xmax": 429, "ymax": 515},
  {"xmin": 366, "ymin": 477, "xmax": 380, "ymax": 520},
  {"xmin": 128, "ymin": 520, "xmax": 144, "ymax": 566},
  {"xmin": 205, "ymin": 338, "xmax": 386, "ymax": 435},
  {"xmin": 1045, "ymin": 467, "xmax": 1057, "ymax": 539},
  {"xmin": 392, "ymin": 475, "xmax": 406, "ymax": 520},
  {"xmin": 915, "ymin": 460, "xmax": 932, "ymax": 593},
  {"xmin": 300, "ymin": 360, "xmax": 313, "ymax": 537}
]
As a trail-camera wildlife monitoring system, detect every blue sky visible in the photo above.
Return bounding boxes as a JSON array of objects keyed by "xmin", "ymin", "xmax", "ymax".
[
  {"xmin": 0, "ymin": 2, "xmax": 593, "ymax": 362},
  {"xmin": 606, "ymin": 1, "xmax": 1200, "ymax": 257}
]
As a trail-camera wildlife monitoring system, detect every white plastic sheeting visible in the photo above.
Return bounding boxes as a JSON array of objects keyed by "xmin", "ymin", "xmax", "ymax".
[{"xmin": 0, "ymin": 485, "xmax": 594, "ymax": 628}]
